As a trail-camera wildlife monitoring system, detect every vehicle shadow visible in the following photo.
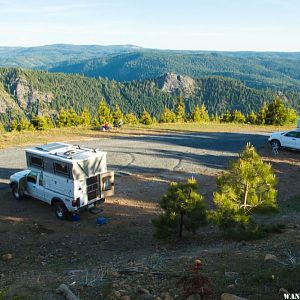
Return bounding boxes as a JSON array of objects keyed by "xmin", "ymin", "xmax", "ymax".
[{"xmin": 106, "ymin": 131, "xmax": 269, "ymax": 153}]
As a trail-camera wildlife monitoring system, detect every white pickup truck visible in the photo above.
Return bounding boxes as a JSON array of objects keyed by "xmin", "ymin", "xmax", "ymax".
[{"xmin": 9, "ymin": 142, "xmax": 114, "ymax": 220}]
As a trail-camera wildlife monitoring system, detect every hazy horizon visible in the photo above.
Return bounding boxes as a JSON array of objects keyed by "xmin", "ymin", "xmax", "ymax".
[
  {"xmin": 0, "ymin": 0, "xmax": 299, "ymax": 52},
  {"xmin": 0, "ymin": 43, "xmax": 300, "ymax": 53}
]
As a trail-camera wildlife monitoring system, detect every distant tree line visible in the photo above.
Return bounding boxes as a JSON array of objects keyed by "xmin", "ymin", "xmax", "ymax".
[{"xmin": 0, "ymin": 95, "xmax": 297, "ymax": 132}]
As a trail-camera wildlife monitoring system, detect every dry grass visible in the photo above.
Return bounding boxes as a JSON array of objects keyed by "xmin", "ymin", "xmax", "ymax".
[{"xmin": 129, "ymin": 121, "xmax": 294, "ymax": 133}]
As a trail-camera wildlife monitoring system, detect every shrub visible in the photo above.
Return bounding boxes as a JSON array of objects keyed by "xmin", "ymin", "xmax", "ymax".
[
  {"xmin": 152, "ymin": 178, "xmax": 207, "ymax": 239},
  {"xmin": 10, "ymin": 117, "xmax": 33, "ymax": 131},
  {"xmin": 220, "ymin": 110, "xmax": 232, "ymax": 123},
  {"xmin": 160, "ymin": 107, "xmax": 177, "ymax": 123},
  {"xmin": 31, "ymin": 116, "xmax": 54, "ymax": 130},
  {"xmin": 124, "ymin": 113, "xmax": 138, "ymax": 125}
]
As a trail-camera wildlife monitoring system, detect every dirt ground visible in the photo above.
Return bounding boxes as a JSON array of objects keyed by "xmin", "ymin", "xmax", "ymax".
[{"xmin": 0, "ymin": 147, "xmax": 300, "ymax": 300}]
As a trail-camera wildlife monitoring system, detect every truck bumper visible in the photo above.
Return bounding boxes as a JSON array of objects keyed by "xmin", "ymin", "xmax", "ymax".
[{"xmin": 74, "ymin": 198, "xmax": 105, "ymax": 213}]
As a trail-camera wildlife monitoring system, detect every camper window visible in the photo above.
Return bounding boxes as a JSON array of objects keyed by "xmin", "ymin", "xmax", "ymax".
[
  {"xmin": 54, "ymin": 162, "xmax": 69, "ymax": 176},
  {"xmin": 30, "ymin": 156, "xmax": 43, "ymax": 168}
]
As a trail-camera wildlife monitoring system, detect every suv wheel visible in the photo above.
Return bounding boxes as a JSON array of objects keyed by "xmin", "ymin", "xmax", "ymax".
[
  {"xmin": 271, "ymin": 140, "xmax": 281, "ymax": 149},
  {"xmin": 11, "ymin": 183, "xmax": 23, "ymax": 200},
  {"xmin": 54, "ymin": 201, "xmax": 68, "ymax": 220}
]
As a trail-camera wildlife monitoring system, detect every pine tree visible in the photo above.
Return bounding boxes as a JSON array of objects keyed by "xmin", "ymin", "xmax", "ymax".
[
  {"xmin": 56, "ymin": 108, "xmax": 69, "ymax": 127},
  {"xmin": 80, "ymin": 106, "xmax": 91, "ymax": 126},
  {"xmin": 191, "ymin": 104, "xmax": 209, "ymax": 123},
  {"xmin": 139, "ymin": 110, "xmax": 153, "ymax": 125},
  {"xmin": 257, "ymin": 102, "xmax": 268, "ymax": 125},
  {"xmin": 152, "ymin": 178, "xmax": 207, "ymax": 239},
  {"xmin": 285, "ymin": 108, "xmax": 298, "ymax": 124},
  {"xmin": 97, "ymin": 98, "xmax": 112, "ymax": 125},
  {"xmin": 220, "ymin": 110, "xmax": 232, "ymax": 123},
  {"xmin": 231, "ymin": 110, "xmax": 246, "ymax": 123},
  {"xmin": 246, "ymin": 111, "xmax": 257, "ymax": 124},
  {"xmin": 10, "ymin": 119, "xmax": 18, "ymax": 131},
  {"xmin": 18, "ymin": 118, "xmax": 33, "ymax": 131},
  {"xmin": 175, "ymin": 95, "xmax": 186, "ymax": 122},
  {"xmin": 265, "ymin": 96, "xmax": 287, "ymax": 125},
  {"xmin": 160, "ymin": 107, "xmax": 177, "ymax": 123},
  {"xmin": 213, "ymin": 143, "xmax": 277, "ymax": 229},
  {"xmin": 68, "ymin": 109, "xmax": 81, "ymax": 126},
  {"xmin": 112, "ymin": 104, "xmax": 124, "ymax": 124}
]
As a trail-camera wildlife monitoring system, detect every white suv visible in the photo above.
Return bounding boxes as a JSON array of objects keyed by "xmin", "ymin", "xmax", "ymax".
[{"xmin": 268, "ymin": 129, "xmax": 300, "ymax": 150}]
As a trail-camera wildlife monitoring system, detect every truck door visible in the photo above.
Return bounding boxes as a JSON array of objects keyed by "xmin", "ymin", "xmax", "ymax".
[{"xmin": 26, "ymin": 171, "xmax": 45, "ymax": 201}]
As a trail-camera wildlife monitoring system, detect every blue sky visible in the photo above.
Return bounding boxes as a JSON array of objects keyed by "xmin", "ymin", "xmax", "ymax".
[{"xmin": 0, "ymin": 0, "xmax": 299, "ymax": 51}]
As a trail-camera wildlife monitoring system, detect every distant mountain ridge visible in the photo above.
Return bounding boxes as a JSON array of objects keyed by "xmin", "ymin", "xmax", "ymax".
[{"xmin": 0, "ymin": 44, "xmax": 300, "ymax": 93}]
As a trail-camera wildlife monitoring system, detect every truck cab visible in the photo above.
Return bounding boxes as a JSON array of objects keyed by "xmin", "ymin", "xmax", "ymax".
[{"xmin": 9, "ymin": 142, "xmax": 114, "ymax": 220}]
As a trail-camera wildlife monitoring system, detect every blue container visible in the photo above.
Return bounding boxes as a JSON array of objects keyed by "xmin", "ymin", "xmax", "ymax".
[
  {"xmin": 71, "ymin": 214, "xmax": 80, "ymax": 222},
  {"xmin": 96, "ymin": 217, "xmax": 108, "ymax": 225}
]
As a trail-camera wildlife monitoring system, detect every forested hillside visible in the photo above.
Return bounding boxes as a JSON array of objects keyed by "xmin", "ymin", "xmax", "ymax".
[
  {"xmin": 50, "ymin": 51, "xmax": 300, "ymax": 91},
  {"xmin": 1, "ymin": 67, "xmax": 298, "ymax": 125}
]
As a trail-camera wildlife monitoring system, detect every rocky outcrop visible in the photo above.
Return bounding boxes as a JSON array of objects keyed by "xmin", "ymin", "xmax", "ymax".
[
  {"xmin": 155, "ymin": 72, "xmax": 196, "ymax": 96},
  {"xmin": 13, "ymin": 77, "xmax": 53, "ymax": 112},
  {"xmin": 0, "ymin": 82, "xmax": 24, "ymax": 115}
]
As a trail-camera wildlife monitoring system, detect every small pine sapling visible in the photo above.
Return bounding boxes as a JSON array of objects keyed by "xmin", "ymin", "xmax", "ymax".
[{"xmin": 152, "ymin": 178, "xmax": 207, "ymax": 239}]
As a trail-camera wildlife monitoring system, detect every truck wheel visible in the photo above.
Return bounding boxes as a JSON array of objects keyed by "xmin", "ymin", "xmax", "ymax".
[
  {"xmin": 11, "ymin": 183, "xmax": 23, "ymax": 200},
  {"xmin": 54, "ymin": 202, "xmax": 69, "ymax": 220}
]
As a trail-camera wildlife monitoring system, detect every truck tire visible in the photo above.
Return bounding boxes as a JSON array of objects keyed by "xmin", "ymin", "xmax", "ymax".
[
  {"xmin": 54, "ymin": 201, "xmax": 69, "ymax": 220},
  {"xmin": 11, "ymin": 183, "xmax": 23, "ymax": 200}
]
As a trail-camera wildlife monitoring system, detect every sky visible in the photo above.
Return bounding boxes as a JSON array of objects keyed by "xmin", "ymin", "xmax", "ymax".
[{"xmin": 0, "ymin": 0, "xmax": 299, "ymax": 51}]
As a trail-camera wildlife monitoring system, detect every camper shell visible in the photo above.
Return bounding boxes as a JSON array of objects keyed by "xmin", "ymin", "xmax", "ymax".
[{"xmin": 10, "ymin": 142, "xmax": 114, "ymax": 219}]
